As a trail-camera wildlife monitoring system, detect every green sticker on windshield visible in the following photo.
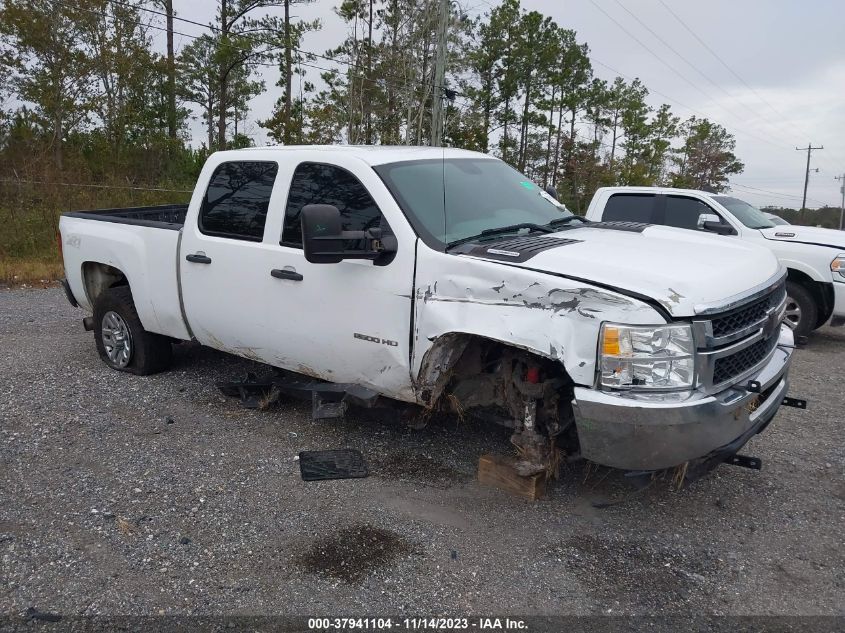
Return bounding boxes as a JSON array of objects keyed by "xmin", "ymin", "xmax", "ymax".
[{"xmin": 519, "ymin": 181, "xmax": 535, "ymax": 189}]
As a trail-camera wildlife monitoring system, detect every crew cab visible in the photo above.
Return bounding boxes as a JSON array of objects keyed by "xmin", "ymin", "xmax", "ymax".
[
  {"xmin": 586, "ymin": 186, "xmax": 845, "ymax": 338},
  {"xmin": 59, "ymin": 147, "xmax": 797, "ymax": 479}
]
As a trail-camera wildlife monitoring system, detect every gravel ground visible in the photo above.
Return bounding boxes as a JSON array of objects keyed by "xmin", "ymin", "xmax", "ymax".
[{"xmin": 0, "ymin": 287, "xmax": 843, "ymax": 619}]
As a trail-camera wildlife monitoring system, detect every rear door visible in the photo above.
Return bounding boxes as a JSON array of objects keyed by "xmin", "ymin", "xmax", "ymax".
[{"xmin": 180, "ymin": 159, "xmax": 284, "ymax": 358}]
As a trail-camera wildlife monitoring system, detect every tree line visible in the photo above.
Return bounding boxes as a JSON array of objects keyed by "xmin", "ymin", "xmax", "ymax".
[{"xmin": 0, "ymin": 0, "xmax": 747, "ymax": 277}]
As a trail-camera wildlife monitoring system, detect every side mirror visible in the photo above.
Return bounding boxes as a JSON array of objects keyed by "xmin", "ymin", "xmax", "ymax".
[
  {"xmin": 301, "ymin": 204, "xmax": 397, "ymax": 265},
  {"xmin": 544, "ymin": 185, "xmax": 559, "ymax": 200},
  {"xmin": 302, "ymin": 204, "xmax": 344, "ymax": 264},
  {"xmin": 697, "ymin": 213, "xmax": 734, "ymax": 235}
]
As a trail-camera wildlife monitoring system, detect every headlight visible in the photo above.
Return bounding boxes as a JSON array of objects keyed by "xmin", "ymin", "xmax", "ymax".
[
  {"xmin": 830, "ymin": 254, "xmax": 845, "ymax": 280},
  {"xmin": 600, "ymin": 323, "xmax": 695, "ymax": 391}
]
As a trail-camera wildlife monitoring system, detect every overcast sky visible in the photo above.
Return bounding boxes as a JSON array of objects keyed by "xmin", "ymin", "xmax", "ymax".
[{"xmin": 170, "ymin": 0, "xmax": 845, "ymax": 210}]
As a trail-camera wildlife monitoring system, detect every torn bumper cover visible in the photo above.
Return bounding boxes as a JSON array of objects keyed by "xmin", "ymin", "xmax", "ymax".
[{"xmin": 572, "ymin": 330, "xmax": 794, "ymax": 472}]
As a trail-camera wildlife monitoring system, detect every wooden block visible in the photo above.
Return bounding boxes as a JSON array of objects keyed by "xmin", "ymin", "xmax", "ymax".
[{"xmin": 477, "ymin": 453, "xmax": 546, "ymax": 500}]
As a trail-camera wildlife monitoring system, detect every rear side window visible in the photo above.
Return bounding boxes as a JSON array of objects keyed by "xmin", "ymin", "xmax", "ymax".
[
  {"xmin": 664, "ymin": 196, "xmax": 717, "ymax": 230},
  {"xmin": 282, "ymin": 162, "xmax": 382, "ymax": 247},
  {"xmin": 602, "ymin": 194, "xmax": 655, "ymax": 223},
  {"xmin": 199, "ymin": 161, "xmax": 278, "ymax": 241}
]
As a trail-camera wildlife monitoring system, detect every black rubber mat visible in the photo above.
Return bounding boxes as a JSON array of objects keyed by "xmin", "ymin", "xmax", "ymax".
[{"xmin": 298, "ymin": 449, "xmax": 369, "ymax": 481}]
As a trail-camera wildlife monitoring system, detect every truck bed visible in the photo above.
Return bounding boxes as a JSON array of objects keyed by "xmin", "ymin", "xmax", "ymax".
[
  {"xmin": 60, "ymin": 204, "xmax": 192, "ymax": 341},
  {"xmin": 63, "ymin": 204, "xmax": 189, "ymax": 230}
]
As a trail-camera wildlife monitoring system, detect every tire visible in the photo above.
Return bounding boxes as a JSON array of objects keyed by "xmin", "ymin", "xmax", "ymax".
[
  {"xmin": 785, "ymin": 281, "xmax": 818, "ymax": 339},
  {"xmin": 93, "ymin": 286, "xmax": 172, "ymax": 375}
]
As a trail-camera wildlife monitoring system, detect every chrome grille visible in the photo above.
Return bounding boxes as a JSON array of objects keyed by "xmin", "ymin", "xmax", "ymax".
[
  {"xmin": 712, "ymin": 332, "xmax": 779, "ymax": 385},
  {"xmin": 710, "ymin": 282, "xmax": 786, "ymax": 339},
  {"xmin": 693, "ymin": 275, "xmax": 787, "ymax": 391}
]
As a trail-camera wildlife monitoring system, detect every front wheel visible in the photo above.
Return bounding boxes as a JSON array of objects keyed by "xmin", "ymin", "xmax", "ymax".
[
  {"xmin": 784, "ymin": 281, "xmax": 818, "ymax": 339},
  {"xmin": 93, "ymin": 286, "xmax": 172, "ymax": 375}
]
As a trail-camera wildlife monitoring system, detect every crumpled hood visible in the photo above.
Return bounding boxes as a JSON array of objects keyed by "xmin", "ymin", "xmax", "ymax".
[
  {"xmin": 507, "ymin": 224, "xmax": 782, "ymax": 317},
  {"xmin": 760, "ymin": 225, "xmax": 845, "ymax": 250}
]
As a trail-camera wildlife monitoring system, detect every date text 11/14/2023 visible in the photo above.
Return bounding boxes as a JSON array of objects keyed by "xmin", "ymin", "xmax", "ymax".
[{"xmin": 307, "ymin": 618, "xmax": 528, "ymax": 630}]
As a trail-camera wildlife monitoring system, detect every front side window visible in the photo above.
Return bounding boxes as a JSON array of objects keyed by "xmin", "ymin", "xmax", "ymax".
[
  {"xmin": 282, "ymin": 162, "xmax": 382, "ymax": 247},
  {"xmin": 664, "ymin": 196, "xmax": 718, "ymax": 230},
  {"xmin": 602, "ymin": 193, "xmax": 656, "ymax": 223},
  {"xmin": 199, "ymin": 161, "xmax": 278, "ymax": 241},
  {"xmin": 712, "ymin": 196, "xmax": 775, "ymax": 229}
]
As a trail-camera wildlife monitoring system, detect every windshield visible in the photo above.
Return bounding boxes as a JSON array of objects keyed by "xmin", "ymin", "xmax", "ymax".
[
  {"xmin": 375, "ymin": 158, "xmax": 575, "ymax": 247},
  {"xmin": 712, "ymin": 195, "xmax": 775, "ymax": 229}
]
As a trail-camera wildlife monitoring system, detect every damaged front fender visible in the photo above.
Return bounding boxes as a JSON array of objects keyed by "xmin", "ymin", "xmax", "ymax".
[{"xmin": 412, "ymin": 245, "xmax": 665, "ymax": 399}]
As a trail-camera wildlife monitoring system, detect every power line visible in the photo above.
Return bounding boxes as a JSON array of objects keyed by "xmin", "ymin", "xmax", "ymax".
[
  {"xmin": 34, "ymin": 0, "xmax": 482, "ymax": 150},
  {"xmin": 586, "ymin": 0, "xmax": 794, "ymax": 153},
  {"xmin": 655, "ymin": 0, "xmax": 815, "ymax": 145},
  {"xmin": 730, "ymin": 182, "xmax": 828, "ymax": 207},
  {"xmin": 119, "ymin": 0, "xmax": 820, "ymax": 160},
  {"xmin": 654, "ymin": 7, "xmax": 844, "ymax": 175},
  {"xmin": 39, "ymin": 0, "xmax": 833, "ymax": 170},
  {"xmin": 588, "ymin": 56, "xmax": 794, "ymax": 155},
  {"xmin": 107, "ymin": 0, "xmax": 484, "ymax": 122},
  {"xmin": 587, "ymin": 0, "xmax": 714, "ymax": 102},
  {"xmin": 48, "ymin": 0, "xmax": 460, "ymax": 100},
  {"xmin": 610, "ymin": 0, "xmax": 793, "ymax": 145}
]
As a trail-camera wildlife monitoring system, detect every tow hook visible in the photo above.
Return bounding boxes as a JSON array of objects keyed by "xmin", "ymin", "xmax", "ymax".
[
  {"xmin": 781, "ymin": 396, "xmax": 807, "ymax": 409},
  {"xmin": 724, "ymin": 454, "xmax": 762, "ymax": 470},
  {"xmin": 741, "ymin": 380, "xmax": 808, "ymax": 410}
]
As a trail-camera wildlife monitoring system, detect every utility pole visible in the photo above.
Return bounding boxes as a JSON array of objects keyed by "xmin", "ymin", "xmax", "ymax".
[
  {"xmin": 835, "ymin": 174, "xmax": 845, "ymax": 231},
  {"xmin": 283, "ymin": 0, "xmax": 292, "ymax": 145},
  {"xmin": 165, "ymin": 0, "xmax": 176, "ymax": 142},
  {"xmin": 796, "ymin": 143, "xmax": 823, "ymax": 222},
  {"xmin": 365, "ymin": 0, "xmax": 373, "ymax": 144},
  {"xmin": 430, "ymin": 0, "xmax": 449, "ymax": 147}
]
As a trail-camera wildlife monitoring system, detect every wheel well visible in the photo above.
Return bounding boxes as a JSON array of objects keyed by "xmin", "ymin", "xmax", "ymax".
[
  {"xmin": 787, "ymin": 268, "xmax": 834, "ymax": 327},
  {"xmin": 416, "ymin": 333, "xmax": 576, "ymax": 434},
  {"xmin": 417, "ymin": 334, "xmax": 563, "ymax": 403},
  {"xmin": 81, "ymin": 262, "xmax": 128, "ymax": 307}
]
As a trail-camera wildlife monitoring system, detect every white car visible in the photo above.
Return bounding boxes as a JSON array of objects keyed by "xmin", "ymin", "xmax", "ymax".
[
  {"xmin": 59, "ymin": 147, "xmax": 796, "ymax": 479},
  {"xmin": 586, "ymin": 186, "xmax": 845, "ymax": 338}
]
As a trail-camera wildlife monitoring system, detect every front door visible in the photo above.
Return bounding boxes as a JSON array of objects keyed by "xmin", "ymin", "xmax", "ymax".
[{"xmin": 256, "ymin": 159, "xmax": 415, "ymax": 400}]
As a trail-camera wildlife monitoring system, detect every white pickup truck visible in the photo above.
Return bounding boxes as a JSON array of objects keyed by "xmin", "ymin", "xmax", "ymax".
[
  {"xmin": 59, "ymin": 146, "xmax": 799, "ymax": 480},
  {"xmin": 586, "ymin": 186, "xmax": 845, "ymax": 338}
]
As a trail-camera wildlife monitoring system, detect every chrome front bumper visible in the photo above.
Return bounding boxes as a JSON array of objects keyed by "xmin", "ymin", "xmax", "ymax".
[{"xmin": 572, "ymin": 325, "xmax": 794, "ymax": 471}]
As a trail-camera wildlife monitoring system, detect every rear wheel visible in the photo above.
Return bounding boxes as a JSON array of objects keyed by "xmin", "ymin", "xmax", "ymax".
[
  {"xmin": 93, "ymin": 286, "xmax": 172, "ymax": 375},
  {"xmin": 785, "ymin": 281, "xmax": 818, "ymax": 339}
]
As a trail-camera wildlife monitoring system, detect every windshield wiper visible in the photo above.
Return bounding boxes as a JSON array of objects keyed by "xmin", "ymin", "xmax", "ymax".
[
  {"xmin": 546, "ymin": 215, "xmax": 589, "ymax": 229},
  {"xmin": 445, "ymin": 223, "xmax": 552, "ymax": 251},
  {"xmin": 480, "ymin": 222, "xmax": 553, "ymax": 236}
]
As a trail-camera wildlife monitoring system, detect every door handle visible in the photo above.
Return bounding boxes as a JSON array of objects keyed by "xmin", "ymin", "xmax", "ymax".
[
  {"xmin": 271, "ymin": 268, "xmax": 303, "ymax": 281},
  {"xmin": 186, "ymin": 253, "xmax": 212, "ymax": 264}
]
